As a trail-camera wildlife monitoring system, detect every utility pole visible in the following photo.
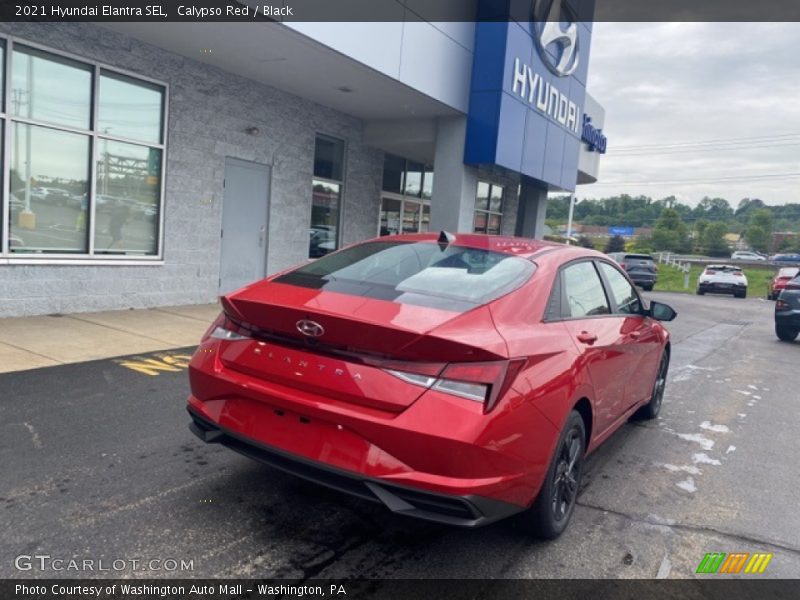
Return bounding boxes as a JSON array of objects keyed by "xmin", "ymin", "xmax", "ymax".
[{"xmin": 566, "ymin": 194, "xmax": 577, "ymax": 244}]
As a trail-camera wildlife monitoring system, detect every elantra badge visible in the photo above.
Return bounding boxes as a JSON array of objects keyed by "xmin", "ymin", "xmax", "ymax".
[{"xmin": 296, "ymin": 319, "xmax": 325, "ymax": 337}]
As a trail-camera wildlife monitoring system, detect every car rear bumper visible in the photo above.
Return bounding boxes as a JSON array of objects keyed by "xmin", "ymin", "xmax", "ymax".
[
  {"xmin": 628, "ymin": 274, "xmax": 657, "ymax": 286},
  {"xmin": 187, "ymin": 407, "xmax": 524, "ymax": 527},
  {"xmin": 698, "ymin": 282, "xmax": 746, "ymax": 294},
  {"xmin": 775, "ymin": 310, "xmax": 800, "ymax": 329}
]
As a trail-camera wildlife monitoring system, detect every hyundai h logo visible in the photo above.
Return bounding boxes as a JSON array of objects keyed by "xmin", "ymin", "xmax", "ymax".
[
  {"xmin": 532, "ymin": 0, "xmax": 580, "ymax": 77},
  {"xmin": 296, "ymin": 319, "xmax": 325, "ymax": 337}
]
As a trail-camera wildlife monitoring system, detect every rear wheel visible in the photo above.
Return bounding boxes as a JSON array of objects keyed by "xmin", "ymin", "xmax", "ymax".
[
  {"xmin": 776, "ymin": 325, "xmax": 799, "ymax": 342},
  {"xmin": 520, "ymin": 411, "xmax": 585, "ymax": 540},
  {"xmin": 735, "ymin": 288, "xmax": 747, "ymax": 298},
  {"xmin": 642, "ymin": 284, "xmax": 654, "ymax": 292},
  {"xmin": 696, "ymin": 289, "xmax": 705, "ymax": 295},
  {"xmin": 636, "ymin": 350, "xmax": 669, "ymax": 420}
]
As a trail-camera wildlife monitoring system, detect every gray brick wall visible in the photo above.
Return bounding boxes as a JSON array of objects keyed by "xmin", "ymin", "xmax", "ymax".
[{"xmin": 0, "ymin": 23, "xmax": 384, "ymax": 317}]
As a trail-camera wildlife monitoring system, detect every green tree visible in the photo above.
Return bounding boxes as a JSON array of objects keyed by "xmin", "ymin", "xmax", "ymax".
[
  {"xmin": 745, "ymin": 209, "xmax": 774, "ymax": 253},
  {"xmin": 604, "ymin": 235, "xmax": 626, "ymax": 253},
  {"xmin": 577, "ymin": 235, "xmax": 595, "ymax": 249},
  {"xmin": 652, "ymin": 208, "xmax": 691, "ymax": 253},
  {"xmin": 701, "ymin": 222, "xmax": 730, "ymax": 257}
]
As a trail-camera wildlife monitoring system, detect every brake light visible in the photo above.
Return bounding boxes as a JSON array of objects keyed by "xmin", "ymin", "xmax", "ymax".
[
  {"xmin": 705, "ymin": 269, "xmax": 716, "ymax": 275},
  {"xmin": 776, "ymin": 299, "xmax": 790, "ymax": 310},
  {"xmin": 384, "ymin": 359, "xmax": 526, "ymax": 412},
  {"xmin": 733, "ymin": 271, "xmax": 744, "ymax": 277},
  {"xmin": 202, "ymin": 313, "xmax": 252, "ymax": 342},
  {"xmin": 619, "ymin": 264, "xmax": 627, "ymax": 270}
]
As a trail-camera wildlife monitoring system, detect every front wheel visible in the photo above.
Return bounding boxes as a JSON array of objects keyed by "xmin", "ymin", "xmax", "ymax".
[
  {"xmin": 776, "ymin": 325, "xmax": 799, "ymax": 342},
  {"xmin": 636, "ymin": 350, "xmax": 669, "ymax": 420},
  {"xmin": 519, "ymin": 411, "xmax": 586, "ymax": 540}
]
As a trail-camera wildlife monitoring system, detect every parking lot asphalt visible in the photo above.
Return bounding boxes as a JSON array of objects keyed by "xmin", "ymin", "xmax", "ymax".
[{"xmin": 1, "ymin": 292, "xmax": 799, "ymax": 580}]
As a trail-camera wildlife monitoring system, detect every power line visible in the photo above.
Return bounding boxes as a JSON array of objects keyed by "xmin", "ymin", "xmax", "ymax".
[
  {"xmin": 591, "ymin": 172, "xmax": 800, "ymax": 186},
  {"xmin": 610, "ymin": 132, "xmax": 800, "ymax": 151},
  {"xmin": 610, "ymin": 141, "xmax": 800, "ymax": 157}
]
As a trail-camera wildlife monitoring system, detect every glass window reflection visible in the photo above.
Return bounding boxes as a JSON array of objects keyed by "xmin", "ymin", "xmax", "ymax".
[
  {"xmin": 94, "ymin": 140, "xmax": 160, "ymax": 255},
  {"xmin": 12, "ymin": 46, "xmax": 92, "ymax": 130},
  {"xmin": 98, "ymin": 71, "xmax": 164, "ymax": 144},
  {"xmin": 309, "ymin": 180, "xmax": 340, "ymax": 258},
  {"xmin": 9, "ymin": 124, "xmax": 90, "ymax": 254}
]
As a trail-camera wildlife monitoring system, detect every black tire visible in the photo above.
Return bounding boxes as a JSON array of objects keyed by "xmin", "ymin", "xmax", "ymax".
[
  {"xmin": 635, "ymin": 350, "xmax": 669, "ymax": 420},
  {"xmin": 642, "ymin": 284, "xmax": 654, "ymax": 292},
  {"xmin": 696, "ymin": 289, "xmax": 705, "ymax": 295},
  {"xmin": 735, "ymin": 289, "xmax": 747, "ymax": 299},
  {"xmin": 519, "ymin": 411, "xmax": 586, "ymax": 540},
  {"xmin": 776, "ymin": 325, "xmax": 799, "ymax": 342}
]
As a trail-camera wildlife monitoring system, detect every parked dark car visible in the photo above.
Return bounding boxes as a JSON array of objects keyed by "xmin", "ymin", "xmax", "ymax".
[
  {"xmin": 770, "ymin": 253, "xmax": 800, "ymax": 265},
  {"xmin": 775, "ymin": 272, "xmax": 800, "ymax": 342},
  {"xmin": 607, "ymin": 253, "xmax": 658, "ymax": 291}
]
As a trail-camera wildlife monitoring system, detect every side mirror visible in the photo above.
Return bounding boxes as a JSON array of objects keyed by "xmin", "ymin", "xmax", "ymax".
[{"xmin": 649, "ymin": 301, "xmax": 677, "ymax": 322}]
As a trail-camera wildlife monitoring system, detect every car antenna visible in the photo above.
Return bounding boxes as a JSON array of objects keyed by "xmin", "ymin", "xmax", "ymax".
[{"xmin": 438, "ymin": 230, "xmax": 455, "ymax": 251}]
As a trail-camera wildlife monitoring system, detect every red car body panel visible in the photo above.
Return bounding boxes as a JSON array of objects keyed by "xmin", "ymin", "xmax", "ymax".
[{"xmin": 187, "ymin": 234, "xmax": 670, "ymax": 525}]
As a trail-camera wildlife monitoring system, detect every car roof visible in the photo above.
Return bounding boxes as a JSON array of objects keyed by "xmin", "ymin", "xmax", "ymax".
[
  {"xmin": 778, "ymin": 267, "xmax": 800, "ymax": 275},
  {"xmin": 376, "ymin": 232, "xmax": 603, "ymax": 261}
]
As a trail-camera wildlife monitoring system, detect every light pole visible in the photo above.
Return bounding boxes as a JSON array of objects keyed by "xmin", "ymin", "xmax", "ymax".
[{"xmin": 566, "ymin": 194, "xmax": 577, "ymax": 244}]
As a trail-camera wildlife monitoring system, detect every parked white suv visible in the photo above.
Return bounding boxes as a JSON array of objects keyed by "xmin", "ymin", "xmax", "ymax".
[
  {"xmin": 697, "ymin": 265, "xmax": 748, "ymax": 298},
  {"xmin": 731, "ymin": 250, "xmax": 766, "ymax": 261}
]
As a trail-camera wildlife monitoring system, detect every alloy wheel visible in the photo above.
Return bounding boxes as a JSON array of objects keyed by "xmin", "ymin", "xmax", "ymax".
[{"xmin": 551, "ymin": 429, "xmax": 583, "ymax": 522}]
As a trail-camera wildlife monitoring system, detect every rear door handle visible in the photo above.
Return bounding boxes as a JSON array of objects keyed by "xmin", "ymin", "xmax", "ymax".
[{"xmin": 576, "ymin": 331, "xmax": 598, "ymax": 345}]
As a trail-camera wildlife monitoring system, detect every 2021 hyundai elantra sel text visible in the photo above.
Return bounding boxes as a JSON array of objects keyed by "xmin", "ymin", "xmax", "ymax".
[{"xmin": 187, "ymin": 233, "xmax": 676, "ymax": 538}]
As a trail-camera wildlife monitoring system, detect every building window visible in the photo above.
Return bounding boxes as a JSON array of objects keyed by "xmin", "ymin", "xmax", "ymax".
[
  {"xmin": 309, "ymin": 134, "xmax": 344, "ymax": 258},
  {"xmin": 2, "ymin": 38, "xmax": 167, "ymax": 260},
  {"xmin": 379, "ymin": 154, "xmax": 433, "ymax": 236},
  {"xmin": 474, "ymin": 182, "xmax": 504, "ymax": 235}
]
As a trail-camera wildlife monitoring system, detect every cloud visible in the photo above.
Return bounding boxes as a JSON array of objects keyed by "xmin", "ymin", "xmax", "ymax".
[{"xmin": 581, "ymin": 23, "xmax": 800, "ymax": 206}]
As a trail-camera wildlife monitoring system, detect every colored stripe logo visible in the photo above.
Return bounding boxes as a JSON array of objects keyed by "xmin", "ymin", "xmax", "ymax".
[{"xmin": 697, "ymin": 552, "xmax": 773, "ymax": 574}]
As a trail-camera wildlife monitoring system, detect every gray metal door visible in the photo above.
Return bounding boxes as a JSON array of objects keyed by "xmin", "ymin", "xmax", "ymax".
[{"xmin": 219, "ymin": 158, "xmax": 271, "ymax": 294}]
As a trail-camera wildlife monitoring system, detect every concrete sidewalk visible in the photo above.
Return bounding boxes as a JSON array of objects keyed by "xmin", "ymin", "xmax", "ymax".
[{"xmin": 0, "ymin": 303, "xmax": 220, "ymax": 374}]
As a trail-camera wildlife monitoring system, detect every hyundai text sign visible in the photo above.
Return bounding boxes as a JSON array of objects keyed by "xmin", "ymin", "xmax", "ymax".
[{"xmin": 465, "ymin": 0, "xmax": 595, "ymax": 191}]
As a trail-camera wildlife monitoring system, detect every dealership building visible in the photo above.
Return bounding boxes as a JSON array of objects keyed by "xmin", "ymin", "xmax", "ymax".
[{"xmin": 0, "ymin": 4, "xmax": 605, "ymax": 317}]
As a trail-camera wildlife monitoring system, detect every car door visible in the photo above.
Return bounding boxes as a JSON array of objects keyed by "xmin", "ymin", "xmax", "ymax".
[
  {"xmin": 596, "ymin": 261, "xmax": 662, "ymax": 410},
  {"xmin": 558, "ymin": 260, "xmax": 632, "ymax": 438}
]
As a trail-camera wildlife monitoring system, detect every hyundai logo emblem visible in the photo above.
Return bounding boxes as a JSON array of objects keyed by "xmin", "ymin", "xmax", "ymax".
[
  {"xmin": 532, "ymin": 0, "xmax": 580, "ymax": 78},
  {"xmin": 296, "ymin": 319, "xmax": 325, "ymax": 337}
]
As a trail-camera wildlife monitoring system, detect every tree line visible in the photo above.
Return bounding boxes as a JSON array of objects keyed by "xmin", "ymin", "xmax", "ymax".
[{"xmin": 546, "ymin": 195, "xmax": 800, "ymax": 256}]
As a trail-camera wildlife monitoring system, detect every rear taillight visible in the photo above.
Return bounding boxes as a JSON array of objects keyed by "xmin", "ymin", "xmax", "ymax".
[
  {"xmin": 734, "ymin": 272, "xmax": 744, "ymax": 277},
  {"xmin": 705, "ymin": 269, "xmax": 716, "ymax": 275},
  {"xmin": 776, "ymin": 299, "xmax": 790, "ymax": 310},
  {"xmin": 384, "ymin": 359, "xmax": 526, "ymax": 412},
  {"xmin": 202, "ymin": 313, "xmax": 252, "ymax": 342},
  {"xmin": 619, "ymin": 263, "xmax": 627, "ymax": 270}
]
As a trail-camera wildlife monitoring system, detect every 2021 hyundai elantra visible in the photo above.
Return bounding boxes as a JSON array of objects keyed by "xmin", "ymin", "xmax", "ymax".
[{"xmin": 187, "ymin": 233, "xmax": 676, "ymax": 538}]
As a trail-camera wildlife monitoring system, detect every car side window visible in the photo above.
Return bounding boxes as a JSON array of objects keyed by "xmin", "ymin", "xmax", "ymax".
[
  {"xmin": 561, "ymin": 262, "xmax": 611, "ymax": 318},
  {"xmin": 598, "ymin": 262, "xmax": 643, "ymax": 315}
]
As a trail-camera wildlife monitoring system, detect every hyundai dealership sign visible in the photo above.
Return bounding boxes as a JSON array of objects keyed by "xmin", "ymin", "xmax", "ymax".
[{"xmin": 465, "ymin": 0, "xmax": 596, "ymax": 191}]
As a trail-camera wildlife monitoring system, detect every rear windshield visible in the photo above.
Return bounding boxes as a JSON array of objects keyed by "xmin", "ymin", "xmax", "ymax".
[
  {"xmin": 274, "ymin": 241, "xmax": 536, "ymax": 312},
  {"xmin": 707, "ymin": 265, "xmax": 741, "ymax": 272},
  {"xmin": 623, "ymin": 254, "xmax": 654, "ymax": 262}
]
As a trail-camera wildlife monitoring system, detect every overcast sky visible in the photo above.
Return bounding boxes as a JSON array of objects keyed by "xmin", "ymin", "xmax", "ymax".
[{"xmin": 582, "ymin": 22, "xmax": 800, "ymax": 207}]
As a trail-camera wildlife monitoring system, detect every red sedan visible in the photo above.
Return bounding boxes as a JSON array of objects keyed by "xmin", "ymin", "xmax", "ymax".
[
  {"xmin": 769, "ymin": 267, "xmax": 800, "ymax": 300},
  {"xmin": 187, "ymin": 233, "xmax": 675, "ymax": 538}
]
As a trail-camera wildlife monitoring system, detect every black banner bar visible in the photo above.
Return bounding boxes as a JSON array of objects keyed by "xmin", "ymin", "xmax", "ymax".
[
  {"xmin": 2, "ymin": 0, "xmax": 800, "ymax": 22},
  {"xmin": 2, "ymin": 579, "xmax": 800, "ymax": 600}
]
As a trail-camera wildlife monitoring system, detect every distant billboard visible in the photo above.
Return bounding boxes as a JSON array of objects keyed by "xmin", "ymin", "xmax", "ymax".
[{"xmin": 609, "ymin": 226, "xmax": 635, "ymax": 237}]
